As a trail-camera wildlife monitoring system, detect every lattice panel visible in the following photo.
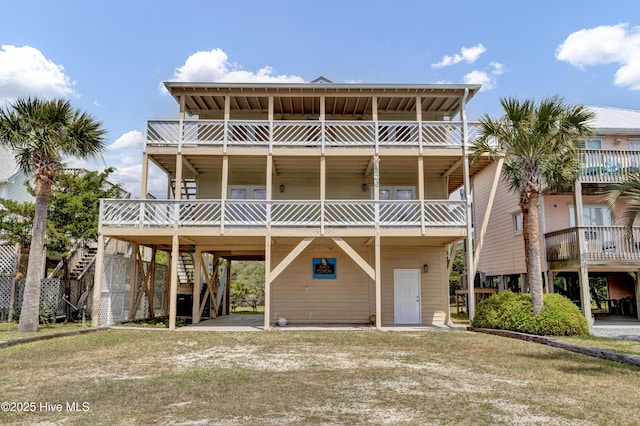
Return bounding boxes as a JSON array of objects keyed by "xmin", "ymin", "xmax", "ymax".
[
  {"xmin": 0, "ymin": 244, "xmax": 16, "ymax": 274},
  {"xmin": 39, "ymin": 278, "xmax": 62, "ymax": 312},
  {"xmin": 0, "ymin": 276, "xmax": 14, "ymax": 309},
  {"xmin": 99, "ymin": 254, "xmax": 167, "ymax": 325}
]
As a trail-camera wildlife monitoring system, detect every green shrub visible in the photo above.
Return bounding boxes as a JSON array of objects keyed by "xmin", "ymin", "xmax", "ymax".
[
  {"xmin": 471, "ymin": 291, "xmax": 589, "ymax": 336},
  {"xmin": 12, "ymin": 302, "xmax": 55, "ymax": 325}
]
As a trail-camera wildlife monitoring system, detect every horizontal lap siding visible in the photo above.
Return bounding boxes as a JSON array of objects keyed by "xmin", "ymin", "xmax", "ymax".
[
  {"xmin": 473, "ymin": 165, "xmax": 526, "ymax": 276},
  {"xmin": 380, "ymin": 246, "xmax": 445, "ymax": 326},
  {"xmin": 271, "ymin": 244, "xmax": 370, "ymax": 323}
]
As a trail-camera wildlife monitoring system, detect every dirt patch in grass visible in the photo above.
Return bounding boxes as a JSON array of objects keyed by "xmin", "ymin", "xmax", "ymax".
[{"xmin": 0, "ymin": 330, "xmax": 638, "ymax": 425}]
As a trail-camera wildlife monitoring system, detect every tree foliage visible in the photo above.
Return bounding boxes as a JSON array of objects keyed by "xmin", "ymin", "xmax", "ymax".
[
  {"xmin": 0, "ymin": 168, "xmax": 123, "ymax": 257},
  {"xmin": 608, "ymin": 172, "xmax": 640, "ymax": 236},
  {"xmin": 0, "ymin": 97, "xmax": 106, "ymax": 332},
  {"xmin": 471, "ymin": 96, "xmax": 593, "ymax": 315}
]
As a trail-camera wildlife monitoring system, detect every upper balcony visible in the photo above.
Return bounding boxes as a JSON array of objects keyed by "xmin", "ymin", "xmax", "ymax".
[
  {"xmin": 579, "ymin": 149, "xmax": 640, "ymax": 184},
  {"xmin": 545, "ymin": 226, "xmax": 640, "ymax": 268},
  {"xmin": 99, "ymin": 198, "xmax": 467, "ymax": 238},
  {"xmin": 145, "ymin": 119, "xmax": 481, "ymax": 151}
]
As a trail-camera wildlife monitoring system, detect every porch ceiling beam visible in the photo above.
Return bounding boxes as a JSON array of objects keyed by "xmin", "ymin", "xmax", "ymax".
[
  {"xmin": 364, "ymin": 157, "xmax": 375, "ymax": 177},
  {"xmin": 443, "ymin": 158, "xmax": 463, "ymax": 178},
  {"xmin": 270, "ymin": 237, "xmax": 314, "ymax": 281},
  {"xmin": 331, "ymin": 237, "xmax": 375, "ymax": 280},
  {"xmin": 182, "ymin": 157, "xmax": 199, "ymax": 176}
]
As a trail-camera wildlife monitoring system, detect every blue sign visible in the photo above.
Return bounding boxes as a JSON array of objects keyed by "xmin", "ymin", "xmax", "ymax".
[{"xmin": 312, "ymin": 258, "xmax": 336, "ymax": 279}]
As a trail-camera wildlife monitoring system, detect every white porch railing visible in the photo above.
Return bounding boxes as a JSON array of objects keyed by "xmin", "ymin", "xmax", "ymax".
[
  {"xmin": 545, "ymin": 226, "xmax": 640, "ymax": 262},
  {"xmin": 146, "ymin": 120, "xmax": 481, "ymax": 148},
  {"xmin": 100, "ymin": 199, "xmax": 466, "ymax": 230},
  {"xmin": 580, "ymin": 150, "xmax": 640, "ymax": 183}
]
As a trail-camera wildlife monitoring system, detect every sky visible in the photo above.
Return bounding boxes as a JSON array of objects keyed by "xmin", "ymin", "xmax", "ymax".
[{"xmin": 1, "ymin": 0, "xmax": 640, "ymax": 197}]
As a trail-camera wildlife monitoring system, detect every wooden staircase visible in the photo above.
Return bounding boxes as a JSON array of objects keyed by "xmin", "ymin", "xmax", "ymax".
[{"xmin": 69, "ymin": 247, "xmax": 98, "ymax": 280}]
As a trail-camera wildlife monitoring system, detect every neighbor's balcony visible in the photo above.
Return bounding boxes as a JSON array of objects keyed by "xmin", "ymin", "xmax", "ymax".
[
  {"xmin": 99, "ymin": 199, "xmax": 466, "ymax": 232},
  {"xmin": 580, "ymin": 150, "xmax": 640, "ymax": 184},
  {"xmin": 545, "ymin": 226, "xmax": 640, "ymax": 263},
  {"xmin": 145, "ymin": 120, "xmax": 481, "ymax": 149}
]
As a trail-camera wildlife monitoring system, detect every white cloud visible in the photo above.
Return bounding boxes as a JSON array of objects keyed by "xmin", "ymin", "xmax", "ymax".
[
  {"xmin": 109, "ymin": 158, "xmax": 166, "ymax": 198},
  {"xmin": 109, "ymin": 130, "xmax": 145, "ymax": 150},
  {"xmin": 162, "ymin": 48, "xmax": 305, "ymax": 91},
  {"xmin": 432, "ymin": 44, "xmax": 486, "ymax": 69},
  {"xmin": 463, "ymin": 70, "xmax": 494, "ymax": 90},
  {"xmin": 556, "ymin": 23, "xmax": 640, "ymax": 90},
  {"xmin": 461, "ymin": 62, "xmax": 504, "ymax": 91},
  {"xmin": 0, "ymin": 45, "xmax": 76, "ymax": 103}
]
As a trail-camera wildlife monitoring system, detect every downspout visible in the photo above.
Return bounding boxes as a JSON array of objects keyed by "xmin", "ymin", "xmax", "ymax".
[{"xmin": 461, "ymin": 88, "xmax": 476, "ymax": 319}]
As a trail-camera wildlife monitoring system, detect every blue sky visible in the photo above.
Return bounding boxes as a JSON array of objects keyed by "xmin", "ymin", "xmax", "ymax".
[{"xmin": 1, "ymin": 0, "xmax": 640, "ymax": 196}]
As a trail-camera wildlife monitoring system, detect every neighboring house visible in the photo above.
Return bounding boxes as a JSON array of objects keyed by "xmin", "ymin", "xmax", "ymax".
[
  {"xmin": 0, "ymin": 146, "xmax": 34, "ymax": 204},
  {"xmin": 473, "ymin": 106, "xmax": 640, "ymax": 322},
  {"xmin": 93, "ymin": 79, "xmax": 494, "ymax": 330},
  {"xmin": 0, "ymin": 146, "xmax": 31, "ymax": 320}
]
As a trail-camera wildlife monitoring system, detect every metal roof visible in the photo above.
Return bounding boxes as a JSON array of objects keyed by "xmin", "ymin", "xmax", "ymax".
[
  {"xmin": 164, "ymin": 82, "xmax": 481, "ymax": 118},
  {"xmin": 588, "ymin": 106, "xmax": 640, "ymax": 134}
]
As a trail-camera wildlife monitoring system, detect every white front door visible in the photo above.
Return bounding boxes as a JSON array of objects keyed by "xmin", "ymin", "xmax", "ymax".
[{"xmin": 394, "ymin": 269, "xmax": 421, "ymax": 324}]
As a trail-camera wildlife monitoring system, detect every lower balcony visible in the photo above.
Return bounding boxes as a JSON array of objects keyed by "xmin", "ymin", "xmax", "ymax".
[
  {"xmin": 545, "ymin": 226, "xmax": 640, "ymax": 268},
  {"xmin": 99, "ymin": 199, "xmax": 466, "ymax": 235}
]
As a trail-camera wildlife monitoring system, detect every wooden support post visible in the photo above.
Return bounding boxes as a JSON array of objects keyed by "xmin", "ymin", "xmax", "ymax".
[
  {"xmin": 128, "ymin": 243, "xmax": 138, "ymax": 320},
  {"xmin": 192, "ymin": 247, "xmax": 202, "ymax": 324},
  {"xmin": 140, "ymin": 153, "xmax": 149, "ymax": 199},
  {"xmin": 573, "ymin": 179, "xmax": 592, "ymax": 327},
  {"xmin": 91, "ymin": 234, "xmax": 105, "ymax": 327},
  {"xmin": 148, "ymin": 246, "xmax": 157, "ymax": 318},
  {"xmin": 225, "ymin": 259, "xmax": 231, "ymax": 316},
  {"xmin": 375, "ymin": 234, "xmax": 381, "ymax": 330},
  {"xmin": 264, "ymin": 236, "xmax": 272, "ymax": 330},
  {"xmin": 636, "ymin": 270, "xmax": 640, "ymax": 321},
  {"xmin": 169, "ymin": 235, "xmax": 179, "ymax": 330}
]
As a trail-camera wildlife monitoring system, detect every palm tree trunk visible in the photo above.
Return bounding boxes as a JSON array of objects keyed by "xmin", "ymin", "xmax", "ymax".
[
  {"xmin": 17, "ymin": 181, "xmax": 51, "ymax": 332},
  {"xmin": 528, "ymin": 192, "xmax": 544, "ymax": 315},
  {"xmin": 519, "ymin": 200, "xmax": 530, "ymax": 293}
]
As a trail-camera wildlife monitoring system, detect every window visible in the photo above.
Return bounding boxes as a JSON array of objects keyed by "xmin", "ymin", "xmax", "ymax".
[
  {"xmin": 585, "ymin": 138, "xmax": 603, "ymax": 150},
  {"xmin": 228, "ymin": 185, "xmax": 266, "ymax": 199},
  {"xmin": 375, "ymin": 186, "xmax": 415, "ymax": 200},
  {"xmin": 629, "ymin": 139, "xmax": 640, "ymax": 150},
  {"xmin": 512, "ymin": 212, "xmax": 523, "ymax": 234},
  {"xmin": 568, "ymin": 204, "xmax": 611, "ymax": 226}
]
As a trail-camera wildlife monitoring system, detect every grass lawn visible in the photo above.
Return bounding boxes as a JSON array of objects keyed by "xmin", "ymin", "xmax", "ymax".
[
  {"xmin": 0, "ymin": 329, "xmax": 638, "ymax": 425},
  {"xmin": 0, "ymin": 321, "xmax": 87, "ymax": 342}
]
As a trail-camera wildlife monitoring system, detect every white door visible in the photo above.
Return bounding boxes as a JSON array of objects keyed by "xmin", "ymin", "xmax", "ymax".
[{"xmin": 394, "ymin": 269, "xmax": 421, "ymax": 324}]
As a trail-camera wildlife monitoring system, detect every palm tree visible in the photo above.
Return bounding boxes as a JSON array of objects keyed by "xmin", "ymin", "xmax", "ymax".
[
  {"xmin": 472, "ymin": 97, "xmax": 593, "ymax": 315},
  {"xmin": 608, "ymin": 173, "xmax": 640, "ymax": 235},
  {"xmin": 0, "ymin": 98, "xmax": 106, "ymax": 332}
]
